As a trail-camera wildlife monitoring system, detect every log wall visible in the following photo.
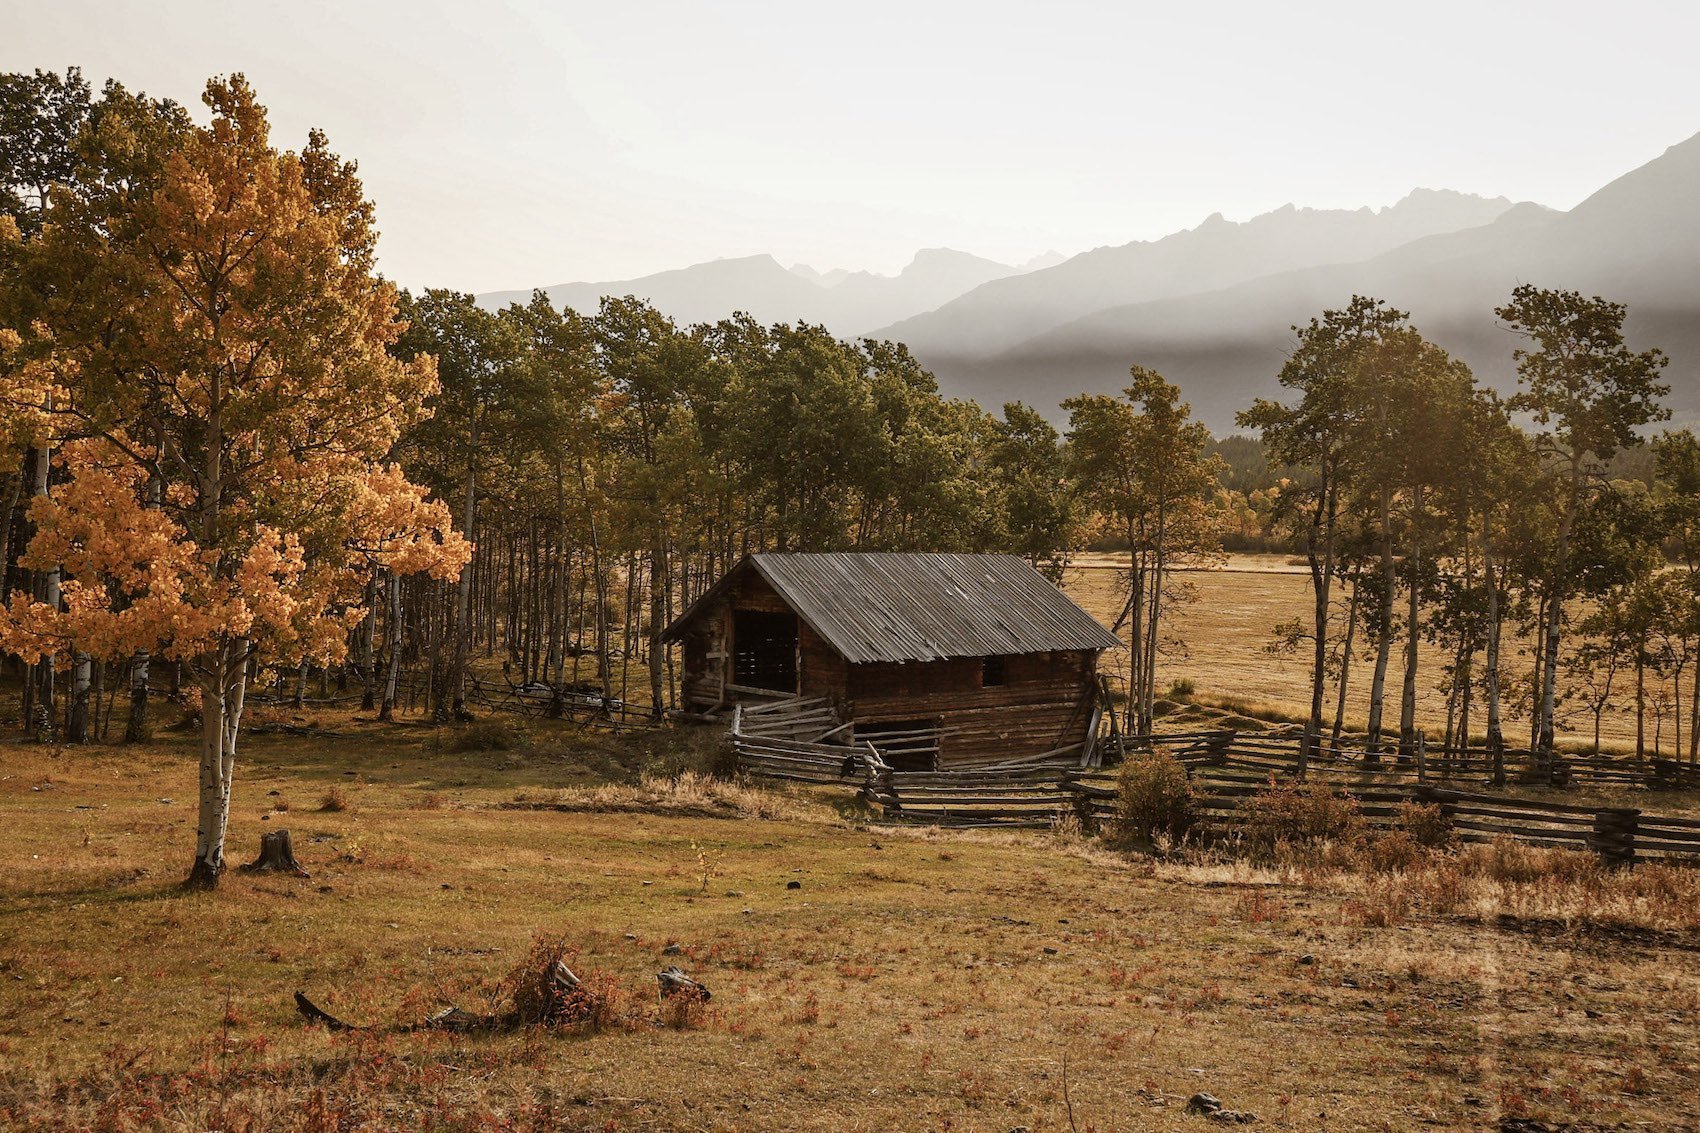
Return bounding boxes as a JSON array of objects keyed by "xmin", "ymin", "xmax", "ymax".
[{"xmin": 847, "ymin": 650, "xmax": 1099, "ymax": 769}]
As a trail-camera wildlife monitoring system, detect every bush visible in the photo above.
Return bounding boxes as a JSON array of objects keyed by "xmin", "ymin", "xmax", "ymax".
[
  {"xmin": 318, "ymin": 785, "xmax": 350, "ymax": 812},
  {"xmin": 444, "ymin": 719, "xmax": 521, "ymax": 752},
  {"xmin": 1242, "ymin": 778, "xmax": 1365, "ymax": 859},
  {"xmin": 1114, "ymin": 751, "xmax": 1195, "ymax": 849},
  {"xmin": 1165, "ymin": 678, "xmax": 1197, "ymax": 702},
  {"xmin": 1365, "ymin": 830, "xmax": 1425, "ymax": 873},
  {"xmin": 1395, "ymin": 801, "xmax": 1455, "ymax": 849}
]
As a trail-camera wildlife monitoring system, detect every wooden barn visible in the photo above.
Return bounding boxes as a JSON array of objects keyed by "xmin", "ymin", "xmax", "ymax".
[{"xmin": 661, "ymin": 552, "xmax": 1120, "ymax": 770}]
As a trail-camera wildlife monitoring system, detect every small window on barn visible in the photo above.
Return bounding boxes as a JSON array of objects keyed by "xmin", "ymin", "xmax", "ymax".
[{"xmin": 981, "ymin": 655, "xmax": 1007, "ymax": 687}]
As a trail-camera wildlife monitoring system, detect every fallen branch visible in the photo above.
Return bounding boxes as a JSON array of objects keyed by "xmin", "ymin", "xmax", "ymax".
[
  {"xmin": 293, "ymin": 990, "xmax": 359, "ymax": 1032},
  {"xmin": 658, "ymin": 965, "xmax": 711, "ymax": 1002}
]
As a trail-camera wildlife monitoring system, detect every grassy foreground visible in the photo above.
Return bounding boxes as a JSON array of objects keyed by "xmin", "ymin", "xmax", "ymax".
[{"xmin": 3, "ymin": 711, "xmax": 1700, "ymax": 1131}]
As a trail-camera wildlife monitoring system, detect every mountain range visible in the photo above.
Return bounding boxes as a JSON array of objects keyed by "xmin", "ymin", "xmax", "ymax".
[
  {"xmin": 475, "ymin": 247, "xmax": 1045, "ymax": 334},
  {"xmin": 478, "ymin": 130, "xmax": 1700, "ymax": 433}
]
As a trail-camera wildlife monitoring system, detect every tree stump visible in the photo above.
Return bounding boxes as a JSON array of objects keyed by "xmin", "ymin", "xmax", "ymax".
[{"xmin": 241, "ymin": 829, "xmax": 309, "ymax": 877}]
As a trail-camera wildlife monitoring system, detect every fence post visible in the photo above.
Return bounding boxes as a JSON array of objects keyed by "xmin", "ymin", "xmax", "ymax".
[
  {"xmin": 1589, "ymin": 807, "xmax": 1639, "ymax": 868},
  {"xmin": 1415, "ymin": 731, "xmax": 1427, "ymax": 783}
]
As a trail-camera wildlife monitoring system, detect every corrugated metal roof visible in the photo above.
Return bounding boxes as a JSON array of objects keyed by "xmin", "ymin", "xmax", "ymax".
[{"xmin": 664, "ymin": 552, "xmax": 1121, "ymax": 664}]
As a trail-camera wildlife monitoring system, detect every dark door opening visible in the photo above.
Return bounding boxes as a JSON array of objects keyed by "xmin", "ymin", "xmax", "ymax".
[{"xmin": 732, "ymin": 609, "xmax": 798, "ymax": 692}]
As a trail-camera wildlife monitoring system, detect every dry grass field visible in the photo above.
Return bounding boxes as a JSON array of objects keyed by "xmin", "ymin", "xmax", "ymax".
[
  {"xmin": 1064, "ymin": 554, "xmax": 1654, "ymax": 753},
  {"xmin": 5, "ymin": 709, "xmax": 1700, "ymax": 1131}
]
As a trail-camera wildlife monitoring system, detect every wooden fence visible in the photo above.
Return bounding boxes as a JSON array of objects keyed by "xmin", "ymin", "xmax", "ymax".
[
  {"xmin": 727, "ymin": 718, "xmax": 1700, "ymax": 864},
  {"xmin": 1108, "ymin": 728, "xmax": 1700, "ymax": 792}
]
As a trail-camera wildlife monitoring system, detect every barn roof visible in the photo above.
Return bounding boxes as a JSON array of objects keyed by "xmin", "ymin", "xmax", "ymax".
[{"xmin": 662, "ymin": 552, "xmax": 1121, "ymax": 664}]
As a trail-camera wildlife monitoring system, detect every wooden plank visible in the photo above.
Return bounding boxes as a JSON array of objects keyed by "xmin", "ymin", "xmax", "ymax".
[
  {"xmin": 1637, "ymin": 814, "xmax": 1700, "ymax": 831},
  {"xmin": 1632, "ymin": 838, "xmax": 1700, "ymax": 855},
  {"xmin": 1449, "ymin": 818, "xmax": 1591, "ymax": 841}
]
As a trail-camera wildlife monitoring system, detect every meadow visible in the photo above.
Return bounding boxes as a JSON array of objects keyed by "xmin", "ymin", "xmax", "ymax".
[
  {"xmin": 5, "ymin": 707, "xmax": 1700, "ymax": 1131},
  {"xmin": 1064, "ymin": 555, "xmax": 1654, "ymax": 754}
]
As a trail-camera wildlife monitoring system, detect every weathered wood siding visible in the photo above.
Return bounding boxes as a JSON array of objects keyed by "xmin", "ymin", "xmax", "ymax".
[{"xmin": 847, "ymin": 650, "xmax": 1099, "ymax": 768}]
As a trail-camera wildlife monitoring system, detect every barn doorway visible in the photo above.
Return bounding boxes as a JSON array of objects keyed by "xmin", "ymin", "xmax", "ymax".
[{"xmin": 732, "ymin": 609, "xmax": 798, "ymax": 693}]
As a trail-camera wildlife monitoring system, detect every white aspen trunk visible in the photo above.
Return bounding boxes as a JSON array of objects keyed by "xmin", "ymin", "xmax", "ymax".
[
  {"xmin": 221, "ymin": 643, "xmax": 247, "ymax": 812},
  {"xmin": 1634, "ymin": 653, "xmax": 1646, "ymax": 760},
  {"xmin": 1674, "ymin": 659, "xmax": 1684, "ymax": 763},
  {"xmin": 1537, "ymin": 586, "xmax": 1563, "ymax": 759},
  {"xmin": 1302, "ymin": 476, "xmax": 1339, "ymax": 777},
  {"xmin": 188, "ymin": 646, "xmax": 231, "ymax": 887},
  {"xmin": 1142, "ymin": 548, "xmax": 1163, "ymax": 734},
  {"xmin": 1142, "ymin": 492, "xmax": 1168, "ymax": 735},
  {"xmin": 1456, "ymin": 530, "xmax": 1475, "ymax": 764},
  {"xmin": 68, "ymin": 651, "xmax": 92, "ymax": 743}
]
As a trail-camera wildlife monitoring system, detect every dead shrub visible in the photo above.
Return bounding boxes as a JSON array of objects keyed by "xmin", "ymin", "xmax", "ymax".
[
  {"xmin": 1365, "ymin": 830, "xmax": 1426, "ymax": 873},
  {"xmin": 318, "ymin": 786, "xmax": 350, "ymax": 812},
  {"xmin": 443, "ymin": 719, "xmax": 521, "ymax": 753},
  {"xmin": 500, "ymin": 935, "xmax": 627, "ymax": 1031},
  {"xmin": 1242, "ymin": 778, "xmax": 1365, "ymax": 860},
  {"xmin": 1395, "ymin": 801, "xmax": 1455, "ymax": 849},
  {"xmin": 1114, "ymin": 750, "xmax": 1196, "ymax": 849}
]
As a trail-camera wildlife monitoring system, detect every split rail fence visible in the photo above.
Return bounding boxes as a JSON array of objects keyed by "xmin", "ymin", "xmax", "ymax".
[{"xmin": 729, "ymin": 713, "xmax": 1700, "ymax": 865}]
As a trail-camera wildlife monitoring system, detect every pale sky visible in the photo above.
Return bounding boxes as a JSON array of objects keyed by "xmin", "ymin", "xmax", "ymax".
[{"xmin": 9, "ymin": 1, "xmax": 1700, "ymax": 292}]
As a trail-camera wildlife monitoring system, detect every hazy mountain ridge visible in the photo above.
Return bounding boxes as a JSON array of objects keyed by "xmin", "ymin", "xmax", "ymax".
[
  {"xmin": 476, "ymin": 247, "xmax": 1027, "ymax": 334},
  {"xmin": 474, "ymin": 131, "xmax": 1700, "ymax": 435},
  {"xmin": 476, "ymin": 191, "xmax": 1517, "ymax": 345},
  {"xmin": 870, "ymin": 189, "xmax": 1522, "ymax": 358},
  {"xmin": 921, "ymin": 130, "xmax": 1700, "ymax": 432}
]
